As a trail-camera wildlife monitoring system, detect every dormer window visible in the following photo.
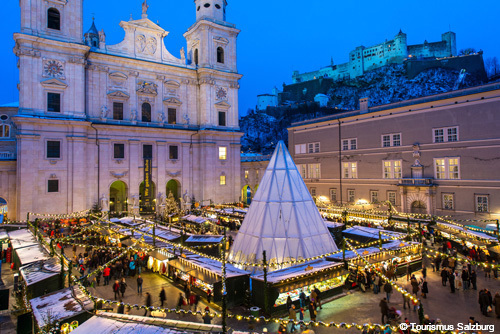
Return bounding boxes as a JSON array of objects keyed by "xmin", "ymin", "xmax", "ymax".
[
  {"xmin": 48, "ymin": 8, "xmax": 60, "ymax": 30},
  {"xmin": 217, "ymin": 47, "xmax": 224, "ymax": 64}
]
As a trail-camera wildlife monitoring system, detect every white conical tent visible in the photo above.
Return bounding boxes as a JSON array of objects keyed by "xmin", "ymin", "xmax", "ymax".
[{"xmin": 228, "ymin": 141, "xmax": 338, "ymax": 268}]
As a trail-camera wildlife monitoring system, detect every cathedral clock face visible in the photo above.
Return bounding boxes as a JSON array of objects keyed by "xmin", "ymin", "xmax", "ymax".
[
  {"xmin": 216, "ymin": 87, "xmax": 227, "ymax": 100},
  {"xmin": 44, "ymin": 60, "xmax": 63, "ymax": 78}
]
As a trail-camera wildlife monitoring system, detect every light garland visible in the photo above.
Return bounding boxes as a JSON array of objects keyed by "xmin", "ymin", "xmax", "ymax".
[{"xmin": 28, "ymin": 209, "xmax": 91, "ymax": 219}]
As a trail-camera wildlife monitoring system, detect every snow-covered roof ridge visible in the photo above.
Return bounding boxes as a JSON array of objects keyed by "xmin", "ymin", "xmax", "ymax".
[{"xmin": 228, "ymin": 141, "xmax": 338, "ymax": 268}]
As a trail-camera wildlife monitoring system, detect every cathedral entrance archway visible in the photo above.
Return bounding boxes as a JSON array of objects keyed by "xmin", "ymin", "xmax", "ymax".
[
  {"xmin": 139, "ymin": 181, "xmax": 156, "ymax": 215},
  {"xmin": 109, "ymin": 181, "xmax": 128, "ymax": 215},
  {"xmin": 166, "ymin": 179, "xmax": 181, "ymax": 202},
  {"xmin": 411, "ymin": 200, "xmax": 427, "ymax": 214},
  {"xmin": 242, "ymin": 185, "xmax": 252, "ymax": 205}
]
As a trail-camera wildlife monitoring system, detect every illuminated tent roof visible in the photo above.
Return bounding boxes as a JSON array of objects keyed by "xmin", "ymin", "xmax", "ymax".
[{"xmin": 228, "ymin": 141, "xmax": 338, "ymax": 269}]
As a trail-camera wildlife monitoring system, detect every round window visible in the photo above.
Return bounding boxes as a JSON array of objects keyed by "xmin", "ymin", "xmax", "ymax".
[
  {"xmin": 0, "ymin": 115, "xmax": 8, "ymax": 121},
  {"xmin": 204, "ymin": 3, "xmax": 210, "ymax": 8},
  {"xmin": 215, "ymin": 4, "xmax": 221, "ymax": 9}
]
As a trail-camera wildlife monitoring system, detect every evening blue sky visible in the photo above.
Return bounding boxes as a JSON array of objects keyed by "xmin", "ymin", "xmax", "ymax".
[{"xmin": 1, "ymin": 0, "xmax": 499, "ymax": 116}]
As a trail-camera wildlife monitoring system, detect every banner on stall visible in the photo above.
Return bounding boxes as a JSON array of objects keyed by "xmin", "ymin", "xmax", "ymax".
[{"xmin": 142, "ymin": 158, "xmax": 153, "ymax": 213}]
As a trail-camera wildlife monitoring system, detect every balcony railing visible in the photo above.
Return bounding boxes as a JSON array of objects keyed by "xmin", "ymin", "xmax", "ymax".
[
  {"xmin": 399, "ymin": 178, "xmax": 434, "ymax": 186},
  {"xmin": 0, "ymin": 152, "xmax": 16, "ymax": 160}
]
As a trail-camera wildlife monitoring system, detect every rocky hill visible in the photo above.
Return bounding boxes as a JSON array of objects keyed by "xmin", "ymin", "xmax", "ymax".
[{"xmin": 240, "ymin": 64, "xmax": 484, "ymax": 154}]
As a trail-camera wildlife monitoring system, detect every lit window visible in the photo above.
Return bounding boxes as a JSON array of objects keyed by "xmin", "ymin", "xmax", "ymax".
[
  {"xmin": 308, "ymin": 164, "xmax": 321, "ymax": 179},
  {"xmin": 0, "ymin": 125, "xmax": 10, "ymax": 138},
  {"xmin": 220, "ymin": 174, "xmax": 226, "ymax": 185},
  {"xmin": 383, "ymin": 160, "xmax": 402, "ymax": 179},
  {"xmin": 476, "ymin": 195, "xmax": 488, "ymax": 212},
  {"xmin": 434, "ymin": 157, "xmax": 460, "ymax": 179},
  {"xmin": 244, "ymin": 170, "xmax": 249, "ymax": 179},
  {"xmin": 443, "ymin": 194, "xmax": 454, "ymax": 210},
  {"xmin": 434, "ymin": 127, "xmax": 459, "ymax": 143},
  {"xmin": 343, "ymin": 162, "xmax": 357, "ymax": 178},
  {"xmin": 219, "ymin": 147, "xmax": 227, "ymax": 160},
  {"xmin": 297, "ymin": 164, "xmax": 306, "ymax": 178}
]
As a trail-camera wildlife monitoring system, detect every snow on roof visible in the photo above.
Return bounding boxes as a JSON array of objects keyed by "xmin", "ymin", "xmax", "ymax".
[
  {"xmin": 30, "ymin": 286, "xmax": 93, "ymax": 328},
  {"xmin": 16, "ymin": 244, "xmax": 50, "ymax": 266},
  {"xmin": 252, "ymin": 259, "xmax": 344, "ymax": 284},
  {"xmin": 343, "ymin": 226, "xmax": 404, "ymax": 240},
  {"xmin": 0, "ymin": 230, "xmax": 8, "ymax": 240},
  {"xmin": 325, "ymin": 221, "xmax": 344, "ymax": 229},
  {"xmin": 382, "ymin": 240, "xmax": 419, "ymax": 250},
  {"xmin": 20, "ymin": 257, "xmax": 61, "ymax": 286},
  {"xmin": 178, "ymin": 252, "xmax": 249, "ymax": 278},
  {"xmin": 182, "ymin": 215, "xmax": 207, "ymax": 224},
  {"xmin": 185, "ymin": 235, "xmax": 223, "ymax": 243},
  {"xmin": 229, "ymin": 141, "xmax": 338, "ymax": 266},
  {"xmin": 8, "ymin": 229, "xmax": 38, "ymax": 249},
  {"xmin": 139, "ymin": 225, "xmax": 181, "ymax": 241},
  {"xmin": 328, "ymin": 247, "xmax": 381, "ymax": 261},
  {"xmin": 437, "ymin": 221, "xmax": 498, "ymax": 242},
  {"xmin": 72, "ymin": 312, "xmax": 223, "ymax": 334}
]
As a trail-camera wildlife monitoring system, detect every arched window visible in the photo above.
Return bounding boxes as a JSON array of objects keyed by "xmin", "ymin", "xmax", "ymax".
[
  {"xmin": 217, "ymin": 47, "xmax": 224, "ymax": 64},
  {"xmin": 141, "ymin": 103, "xmax": 151, "ymax": 122},
  {"xmin": 47, "ymin": 8, "xmax": 61, "ymax": 30},
  {"xmin": 194, "ymin": 49, "xmax": 199, "ymax": 66}
]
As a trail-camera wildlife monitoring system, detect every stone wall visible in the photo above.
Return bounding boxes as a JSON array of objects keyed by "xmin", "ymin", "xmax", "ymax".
[{"xmin": 405, "ymin": 53, "xmax": 487, "ymax": 81}]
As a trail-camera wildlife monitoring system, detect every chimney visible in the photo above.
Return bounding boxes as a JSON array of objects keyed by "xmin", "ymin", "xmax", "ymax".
[{"xmin": 359, "ymin": 97, "xmax": 369, "ymax": 113}]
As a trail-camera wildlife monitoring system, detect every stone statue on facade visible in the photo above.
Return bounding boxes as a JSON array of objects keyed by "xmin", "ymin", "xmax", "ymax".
[
  {"xmin": 130, "ymin": 109, "xmax": 138, "ymax": 121},
  {"xmin": 180, "ymin": 47, "xmax": 186, "ymax": 62},
  {"xmin": 100, "ymin": 194, "xmax": 109, "ymax": 212},
  {"xmin": 183, "ymin": 114, "xmax": 190, "ymax": 125},
  {"xmin": 99, "ymin": 29, "xmax": 106, "ymax": 43},
  {"xmin": 157, "ymin": 110, "xmax": 166, "ymax": 123},
  {"xmin": 131, "ymin": 194, "xmax": 139, "ymax": 208},
  {"xmin": 142, "ymin": 0, "xmax": 149, "ymax": 18},
  {"xmin": 100, "ymin": 105, "xmax": 108, "ymax": 119}
]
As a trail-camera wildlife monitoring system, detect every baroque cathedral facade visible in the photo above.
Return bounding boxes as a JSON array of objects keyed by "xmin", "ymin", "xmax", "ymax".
[{"xmin": 3, "ymin": 0, "xmax": 242, "ymax": 220}]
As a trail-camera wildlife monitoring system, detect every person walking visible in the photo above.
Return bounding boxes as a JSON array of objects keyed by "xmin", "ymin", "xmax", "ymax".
[
  {"xmin": 308, "ymin": 301, "xmax": 316, "ymax": 322},
  {"xmin": 103, "ymin": 266, "xmax": 111, "ymax": 286},
  {"xmin": 144, "ymin": 292, "xmax": 152, "ymax": 316},
  {"xmin": 379, "ymin": 298, "xmax": 389, "ymax": 324},
  {"xmin": 119, "ymin": 278, "xmax": 127, "ymax": 298},
  {"xmin": 494, "ymin": 292, "xmax": 500, "ymax": 318},
  {"xmin": 441, "ymin": 268, "xmax": 448, "ymax": 286},
  {"xmin": 421, "ymin": 279, "xmax": 428, "ymax": 299},
  {"xmin": 193, "ymin": 294, "xmax": 200, "ymax": 312},
  {"xmin": 177, "ymin": 292, "xmax": 185, "ymax": 310},
  {"xmin": 207, "ymin": 289, "xmax": 212, "ymax": 304},
  {"xmin": 113, "ymin": 280, "xmax": 120, "ymax": 300},
  {"xmin": 410, "ymin": 275, "xmax": 419, "ymax": 296},
  {"xmin": 137, "ymin": 275, "xmax": 143, "ymax": 294},
  {"xmin": 310, "ymin": 289, "xmax": 317, "ymax": 309},
  {"xmin": 485, "ymin": 264, "xmax": 492, "ymax": 278},
  {"xmin": 470, "ymin": 270, "xmax": 477, "ymax": 290},
  {"xmin": 462, "ymin": 268, "xmax": 470, "ymax": 290},
  {"xmin": 449, "ymin": 270, "xmax": 455, "ymax": 293},
  {"xmin": 203, "ymin": 307, "xmax": 213, "ymax": 324},
  {"xmin": 159, "ymin": 287, "xmax": 166, "ymax": 307},
  {"xmin": 479, "ymin": 289, "xmax": 490, "ymax": 316},
  {"xmin": 288, "ymin": 304, "xmax": 297, "ymax": 333},
  {"xmin": 373, "ymin": 275, "xmax": 380, "ymax": 294},
  {"xmin": 434, "ymin": 255, "xmax": 441, "ymax": 272},
  {"xmin": 403, "ymin": 292, "xmax": 411, "ymax": 309},
  {"xmin": 313, "ymin": 286, "xmax": 322, "ymax": 310},
  {"xmin": 383, "ymin": 281, "xmax": 393, "ymax": 303},
  {"xmin": 286, "ymin": 295, "xmax": 293, "ymax": 312},
  {"xmin": 299, "ymin": 289, "xmax": 307, "ymax": 308}
]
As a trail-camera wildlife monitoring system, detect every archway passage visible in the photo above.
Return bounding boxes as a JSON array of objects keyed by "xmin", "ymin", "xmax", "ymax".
[
  {"xmin": 166, "ymin": 179, "xmax": 181, "ymax": 202},
  {"xmin": 0, "ymin": 197, "xmax": 7, "ymax": 221},
  {"xmin": 140, "ymin": 180, "xmax": 156, "ymax": 215},
  {"xmin": 411, "ymin": 200, "xmax": 427, "ymax": 214},
  {"xmin": 109, "ymin": 181, "xmax": 128, "ymax": 215},
  {"xmin": 242, "ymin": 185, "xmax": 252, "ymax": 205}
]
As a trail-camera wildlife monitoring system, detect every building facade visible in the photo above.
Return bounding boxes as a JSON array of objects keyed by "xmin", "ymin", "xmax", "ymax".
[
  {"xmin": 240, "ymin": 154, "xmax": 269, "ymax": 205},
  {"xmin": 292, "ymin": 31, "xmax": 457, "ymax": 83},
  {"xmin": 288, "ymin": 83, "xmax": 500, "ymax": 224},
  {"xmin": 1, "ymin": 0, "xmax": 243, "ymax": 220}
]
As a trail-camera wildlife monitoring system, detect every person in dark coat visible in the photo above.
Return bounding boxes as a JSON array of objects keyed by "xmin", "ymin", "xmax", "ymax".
[
  {"xmin": 159, "ymin": 287, "xmax": 166, "ymax": 307},
  {"xmin": 383, "ymin": 282, "xmax": 393, "ymax": 303},
  {"xmin": 479, "ymin": 289, "xmax": 490, "ymax": 316},
  {"xmin": 119, "ymin": 278, "xmax": 127, "ymax": 298},
  {"xmin": 177, "ymin": 292, "xmax": 185, "ymax": 310},
  {"xmin": 299, "ymin": 289, "xmax": 307, "ymax": 308},
  {"xmin": 434, "ymin": 255, "xmax": 441, "ymax": 272},
  {"xmin": 379, "ymin": 298, "xmax": 389, "ymax": 324},
  {"xmin": 308, "ymin": 301, "xmax": 316, "ymax": 322},
  {"xmin": 494, "ymin": 292, "xmax": 500, "ymax": 318},
  {"xmin": 286, "ymin": 295, "xmax": 293, "ymax": 312},
  {"xmin": 462, "ymin": 268, "xmax": 470, "ymax": 290},
  {"xmin": 203, "ymin": 309, "xmax": 213, "ymax": 324},
  {"xmin": 449, "ymin": 271, "xmax": 455, "ymax": 293},
  {"xmin": 117, "ymin": 300, "xmax": 125, "ymax": 314},
  {"xmin": 421, "ymin": 280, "xmax": 428, "ymax": 299},
  {"xmin": 144, "ymin": 292, "xmax": 152, "ymax": 316},
  {"xmin": 440, "ymin": 268, "xmax": 448, "ymax": 286},
  {"xmin": 470, "ymin": 270, "xmax": 477, "ymax": 290},
  {"xmin": 137, "ymin": 275, "xmax": 143, "ymax": 294}
]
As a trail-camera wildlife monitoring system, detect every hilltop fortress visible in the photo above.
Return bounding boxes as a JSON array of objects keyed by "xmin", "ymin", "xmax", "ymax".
[{"xmin": 292, "ymin": 30, "xmax": 457, "ymax": 83}]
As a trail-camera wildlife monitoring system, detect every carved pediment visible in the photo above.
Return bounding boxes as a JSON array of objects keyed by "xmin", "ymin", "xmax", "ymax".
[
  {"xmin": 215, "ymin": 100, "xmax": 231, "ymax": 109},
  {"xmin": 110, "ymin": 170, "xmax": 128, "ymax": 179},
  {"xmin": 40, "ymin": 78, "xmax": 67, "ymax": 89},
  {"xmin": 163, "ymin": 97, "xmax": 182, "ymax": 106},
  {"xmin": 107, "ymin": 90, "xmax": 130, "ymax": 98},
  {"xmin": 214, "ymin": 36, "xmax": 229, "ymax": 45},
  {"xmin": 164, "ymin": 80, "xmax": 181, "ymax": 88},
  {"xmin": 109, "ymin": 71, "xmax": 128, "ymax": 81},
  {"xmin": 166, "ymin": 170, "xmax": 181, "ymax": 178}
]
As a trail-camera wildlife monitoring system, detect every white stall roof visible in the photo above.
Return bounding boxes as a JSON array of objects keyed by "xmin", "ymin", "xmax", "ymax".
[
  {"xmin": 185, "ymin": 235, "xmax": 223, "ymax": 243},
  {"xmin": 72, "ymin": 313, "xmax": 223, "ymax": 334},
  {"xmin": 16, "ymin": 244, "xmax": 50, "ymax": 266},
  {"xmin": 0, "ymin": 230, "xmax": 8, "ymax": 240},
  {"xmin": 437, "ymin": 221, "xmax": 498, "ymax": 242},
  {"xmin": 182, "ymin": 215, "xmax": 207, "ymax": 224},
  {"xmin": 8, "ymin": 229, "xmax": 38, "ymax": 249},
  {"xmin": 328, "ymin": 247, "xmax": 381, "ymax": 261},
  {"xmin": 30, "ymin": 286, "xmax": 93, "ymax": 328},
  {"xmin": 229, "ymin": 141, "xmax": 338, "ymax": 267},
  {"xmin": 252, "ymin": 259, "xmax": 344, "ymax": 284},
  {"xmin": 325, "ymin": 221, "xmax": 344, "ymax": 229},
  {"xmin": 179, "ymin": 251, "xmax": 249, "ymax": 278},
  {"xmin": 20, "ymin": 257, "xmax": 61, "ymax": 286},
  {"xmin": 343, "ymin": 226, "xmax": 404, "ymax": 240}
]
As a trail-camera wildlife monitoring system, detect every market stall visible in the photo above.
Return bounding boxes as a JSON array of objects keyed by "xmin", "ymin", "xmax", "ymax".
[
  {"xmin": 12, "ymin": 243, "xmax": 50, "ymax": 269},
  {"xmin": 343, "ymin": 225, "xmax": 405, "ymax": 243},
  {"xmin": 8, "ymin": 229, "xmax": 38, "ymax": 251},
  {"xmin": 167, "ymin": 252, "xmax": 249, "ymax": 307},
  {"xmin": 20, "ymin": 257, "xmax": 62, "ymax": 298},
  {"xmin": 251, "ymin": 260, "xmax": 348, "ymax": 313},
  {"xmin": 435, "ymin": 221, "xmax": 498, "ymax": 251},
  {"xmin": 30, "ymin": 286, "xmax": 93, "ymax": 332}
]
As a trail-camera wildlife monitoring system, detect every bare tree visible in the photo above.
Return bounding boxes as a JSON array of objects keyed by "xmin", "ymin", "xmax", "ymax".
[
  {"xmin": 485, "ymin": 56, "xmax": 500, "ymax": 78},
  {"xmin": 458, "ymin": 48, "xmax": 477, "ymax": 56}
]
